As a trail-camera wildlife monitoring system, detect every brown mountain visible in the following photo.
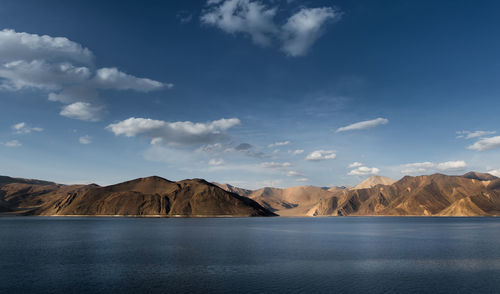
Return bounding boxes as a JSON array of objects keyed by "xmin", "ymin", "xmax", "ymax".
[
  {"xmin": 213, "ymin": 182, "xmax": 252, "ymax": 197},
  {"xmin": 354, "ymin": 176, "xmax": 396, "ymax": 189},
  {"xmin": 35, "ymin": 176, "xmax": 275, "ymax": 217},
  {"xmin": 309, "ymin": 173, "xmax": 500, "ymax": 216},
  {"xmin": 461, "ymin": 172, "xmax": 498, "ymax": 181},
  {"xmin": 247, "ymin": 186, "xmax": 338, "ymax": 216}
]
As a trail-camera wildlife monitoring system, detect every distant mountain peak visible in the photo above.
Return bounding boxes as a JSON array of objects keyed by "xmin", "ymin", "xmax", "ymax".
[
  {"xmin": 354, "ymin": 175, "xmax": 396, "ymax": 189},
  {"xmin": 462, "ymin": 172, "xmax": 498, "ymax": 181}
]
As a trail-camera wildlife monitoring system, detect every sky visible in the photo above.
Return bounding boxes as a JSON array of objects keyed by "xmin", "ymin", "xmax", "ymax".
[{"xmin": 1, "ymin": 0, "xmax": 500, "ymax": 189}]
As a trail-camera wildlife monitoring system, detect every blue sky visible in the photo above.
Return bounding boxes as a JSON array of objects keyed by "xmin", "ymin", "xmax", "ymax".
[{"xmin": 1, "ymin": 0, "xmax": 500, "ymax": 189}]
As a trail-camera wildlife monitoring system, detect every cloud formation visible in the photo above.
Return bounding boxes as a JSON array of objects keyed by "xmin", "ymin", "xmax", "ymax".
[
  {"xmin": 79, "ymin": 135, "xmax": 92, "ymax": 144},
  {"xmin": 3, "ymin": 140, "xmax": 21, "ymax": 147},
  {"xmin": 286, "ymin": 170, "xmax": 306, "ymax": 177},
  {"xmin": 268, "ymin": 140, "xmax": 290, "ymax": 148},
  {"xmin": 60, "ymin": 102, "xmax": 105, "ymax": 122},
  {"xmin": 467, "ymin": 136, "xmax": 500, "ymax": 151},
  {"xmin": 456, "ymin": 130, "xmax": 496, "ymax": 139},
  {"xmin": 305, "ymin": 150, "xmax": 336, "ymax": 161},
  {"xmin": 289, "ymin": 149, "xmax": 304, "ymax": 155},
  {"xmin": 12, "ymin": 122, "xmax": 43, "ymax": 134},
  {"xmin": 260, "ymin": 161, "xmax": 291, "ymax": 168},
  {"xmin": 348, "ymin": 162, "xmax": 363, "ymax": 168},
  {"xmin": 201, "ymin": 0, "xmax": 339, "ymax": 56},
  {"xmin": 348, "ymin": 166, "xmax": 379, "ymax": 176},
  {"xmin": 107, "ymin": 117, "xmax": 240, "ymax": 146},
  {"xmin": 336, "ymin": 117, "xmax": 388, "ymax": 132},
  {"xmin": 281, "ymin": 7, "xmax": 339, "ymax": 56},
  {"xmin": 208, "ymin": 158, "xmax": 225, "ymax": 166},
  {"xmin": 401, "ymin": 160, "xmax": 467, "ymax": 174},
  {"xmin": 488, "ymin": 169, "xmax": 500, "ymax": 177},
  {"xmin": 0, "ymin": 29, "xmax": 168, "ymax": 121}
]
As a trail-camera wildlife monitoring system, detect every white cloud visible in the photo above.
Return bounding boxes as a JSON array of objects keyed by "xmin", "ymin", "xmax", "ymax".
[
  {"xmin": 436, "ymin": 160, "xmax": 467, "ymax": 171},
  {"xmin": 488, "ymin": 169, "xmax": 500, "ymax": 177},
  {"xmin": 296, "ymin": 177, "xmax": 309, "ymax": 182},
  {"xmin": 107, "ymin": 117, "xmax": 241, "ymax": 145},
  {"xmin": 0, "ymin": 59, "xmax": 91, "ymax": 90},
  {"xmin": 93, "ymin": 67, "xmax": 169, "ymax": 92},
  {"xmin": 348, "ymin": 162, "xmax": 363, "ymax": 168},
  {"xmin": 268, "ymin": 140, "xmax": 290, "ymax": 148},
  {"xmin": 177, "ymin": 11, "xmax": 194, "ymax": 24},
  {"xmin": 336, "ymin": 117, "xmax": 388, "ymax": 132},
  {"xmin": 286, "ymin": 170, "xmax": 306, "ymax": 177},
  {"xmin": 12, "ymin": 122, "xmax": 43, "ymax": 134},
  {"xmin": 281, "ymin": 7, "xmax": 339, "ymax": 56},
  {"xmin": 201, "ymin": 0, "xmax": 278, "ymax": 46},
  {"xmin": 261, "ymin": 161, "xmax": 291, "ymax": 168},
  {"xmin": 208, "ymin": 158, "xmax": 225, "ymax": 166},
  {"xmin": 0, "ymin": 29, "xmax": 169, "ymax": 120},
  {"xmin": 305, "ymin": 150, "xmax": 336, "ymax": 161},
  {"xmin": 201, "ymin": 1, "xmax": 339, "ymax": 56},
  {"xmin": 289, "ymin": 149, "xmax": 304, "ymax": 155},
  {"xmin": 60, "ymin": 102, "xmax": 105, "ymax": 122},
  {"xmin": 79, "ymin": 135, "xmax": 92, "ymax": 144},
  {"xmin": 456, "ymin": 130, "xmax": 496, "ymax": 139},
  {"xmin": 467, "ymin": 136, "xmax": 500, "ymax": 151},
  {"xmin": 3, "ymin": 140, "xmax": 21, "ymax": 147},
  {"xmin": 401, "ymin": 160, "xmax": 467, "ymax": 174},
  {"xmin": 348, "ymin": 166, "xmax": 379, "ymax": 176},
  {"xmin": 0, "ymin": 29, "xmax": 93, "ymax": 65}
]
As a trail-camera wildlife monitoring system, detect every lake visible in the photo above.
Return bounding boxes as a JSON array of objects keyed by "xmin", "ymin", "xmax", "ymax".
[{"xmin": 0, "ymin": 217, "xmax": 499, "ymax": 293}]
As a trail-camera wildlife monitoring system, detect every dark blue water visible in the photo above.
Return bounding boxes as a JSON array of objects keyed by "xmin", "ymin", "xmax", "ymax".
[{"xmin": 0, "ymin": 217, "xmax": 499, "ymax": 294}]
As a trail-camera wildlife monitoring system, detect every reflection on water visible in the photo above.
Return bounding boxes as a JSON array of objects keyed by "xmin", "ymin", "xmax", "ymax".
[{"xmin": 0, "ymin": 217, "xmax": 499, "ymax": 293}]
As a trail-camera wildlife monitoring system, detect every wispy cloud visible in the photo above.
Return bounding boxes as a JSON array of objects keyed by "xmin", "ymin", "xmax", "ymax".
[
  {"xmin": 79, "ymin": 135, "xmax": 92, "ymax": 144},
  {"xmin": 12, "ymin": 122, "xmax": 43, "ymax": 134},
  {"xmin": 268, "ymin": 140, "xmax": 290, "ymax": 148},
  {"xmin": 3, "ymin": 140, "xmax": 21, "ymax": 147},
  {"xmin": 305, "ymin": 150, "xmax": 336, "ymax": 161},
  {"xmin": 107, "ymin": 117, "xmax": 240, "ymax": 146},
  {"xmin": 348, "ymin": 166, "xmax": 379, "ymax": 176},
  {"xmin": 488, "ymin": 169, "xmax": 500, "ymax": 177},
  {"xmin": 289, "ymin": 149, "xmax": 304, "ymax": 155},
  {"xmin": 456, "ymin": 130, "xmax": 496, "ymax": 139},
  {"xmin": 0, "ymin": 29, "xmax": 169, "ymax": 121},
  {"xmin": 467, "ymin": 136, "xmax": 500, "ymax": 151},
  {"xmin": 261, "ymin": 161, "xmax": 291, "ymax": 168},
  {"xmin": 201, "ymin": 0, "xmax": 340, "ymax": 56},
  {"xmin": 208, "ymin": 158, "xmax": 225, "ymax": 166},
  {"xmin": 348, "ymin": 162, "xmax": 363, "ymax": 168},
  {"xmin": 336, "ymin": 117, "xmax": 388, "ymax": 132},
  {"xmin": 401, "ymin": 160, "xmax": 467, "ymax": 174}
]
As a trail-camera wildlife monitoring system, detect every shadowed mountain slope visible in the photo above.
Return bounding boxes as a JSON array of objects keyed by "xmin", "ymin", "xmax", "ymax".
[
  {"xmin": 35, "ymin": 176, "xmax": 275, "ymax": 217},
  {"xmin": 213, "ymin": 183, "xmax": 252, "ymax": 197}
]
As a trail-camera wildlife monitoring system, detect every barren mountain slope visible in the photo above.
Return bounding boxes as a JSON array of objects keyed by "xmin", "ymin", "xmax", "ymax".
[
  {"xmin": 36, "ymin": 177, "xmax": 275, "ymax": 217},
  {"xmin": 310, "ymin": 173, "xmax": 500, "ymax": 216}
]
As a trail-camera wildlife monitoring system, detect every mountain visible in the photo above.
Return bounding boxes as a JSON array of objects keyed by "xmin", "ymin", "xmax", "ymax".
[
  {"xmin": 35, "ymin": 176, "xmax": 275, "ymax": 217},
  {"xmin": 309, "ymin": 173, "xmax": 500, "ymax": 216},
  {"xmin": 461, "ymin": 172, "xmax": 498, "ymax": 181},
  {"xmin": 2, "ymin": 172, "xmax": 500, "ymax": 217},
  {"xmin": 0, "ymin": 180, "xmax": 95, "ymax": 214},
  {"xmin": 0, "ymin": 175, "xmax": 56, "ymax": 186},
  {"xmin": 247, "ymin": 186, "xmax": 338, "ymax": 216},
  {"xmin": 354, "ymin": 176, "xmax": 396, "ymax": 189},
  {"xmin": 213, "ymin": 182, "xmax": 252, "ymax": 197}
]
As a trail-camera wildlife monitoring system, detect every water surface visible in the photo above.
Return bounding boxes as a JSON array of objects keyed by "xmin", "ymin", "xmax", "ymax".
[{"xmin": 0, "ymin": 217, "xmax": 499, "ymax": 293}]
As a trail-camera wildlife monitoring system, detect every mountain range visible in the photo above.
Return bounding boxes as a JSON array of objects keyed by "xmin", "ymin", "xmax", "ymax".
[{"xmin": 1, "ymin": 172, "xmax": 499, "ymax": 217}]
